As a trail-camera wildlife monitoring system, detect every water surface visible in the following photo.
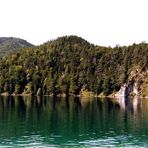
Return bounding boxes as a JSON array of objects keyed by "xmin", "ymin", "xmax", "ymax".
[{"xmin": 0, "ymin": 96, "xmax": 148, "ymax": 147}]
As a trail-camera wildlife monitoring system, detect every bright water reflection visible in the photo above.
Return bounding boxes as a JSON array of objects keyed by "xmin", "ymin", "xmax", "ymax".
[{"xmin": 0, "ymin": 96, "xmax": 148, "ymax": 147}]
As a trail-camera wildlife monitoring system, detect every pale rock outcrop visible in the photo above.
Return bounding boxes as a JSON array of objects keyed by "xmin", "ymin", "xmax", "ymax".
[
  {"xmin": 115, "ymin": 82, "xmax": 138, "ymax": 98},
  {"xmin": 115, "ymin": 84, "xmax": 127, "ymax": 98}
]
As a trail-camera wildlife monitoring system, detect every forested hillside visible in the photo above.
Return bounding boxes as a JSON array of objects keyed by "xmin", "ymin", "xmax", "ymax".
[
  {"xmin": 0, "ymin": 37, "xmax": 33, "ymax": 57},
  {"xmin": 0, "ymin": 36, "xmax": 147, "ymax": 96}
]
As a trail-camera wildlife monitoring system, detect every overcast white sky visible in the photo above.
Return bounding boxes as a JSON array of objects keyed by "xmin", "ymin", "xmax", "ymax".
[{"xmin": 0, "ymin": 0, "xmax": 148, "ymax": 46}]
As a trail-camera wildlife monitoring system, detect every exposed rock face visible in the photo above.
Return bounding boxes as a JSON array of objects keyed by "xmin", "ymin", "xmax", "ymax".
[
  {"xmin": 115, "ymin": 82, "xmax": 138, "ymax": 98},
  {"xmin": 115, "ymin": 84, "xmax": 127, "ymax": 98},
  {"xmin": 115, "ymin": 68, "xmax": 148, "ymax": 98},
  {"xmin": 133, "ymin": 83, "xmax": 138, "ymax": 95}
]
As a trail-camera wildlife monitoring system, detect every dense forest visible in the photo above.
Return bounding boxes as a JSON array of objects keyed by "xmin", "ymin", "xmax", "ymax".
[
  {"xmin": 0, "ymin": 36, "xmax": 148, "ymax": 97},
  {"xmin": 0, "ymin": 37, "xmax": 33, "ymax": 57}
]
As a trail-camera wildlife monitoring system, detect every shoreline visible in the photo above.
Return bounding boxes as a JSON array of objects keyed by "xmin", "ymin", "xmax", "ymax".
[{"xmin": 0, "ymin": 92, "xmax": 148, "ymax": 99}]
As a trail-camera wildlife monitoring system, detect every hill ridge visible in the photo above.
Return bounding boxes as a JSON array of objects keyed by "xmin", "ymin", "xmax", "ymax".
[
  {"xmin": 0, "ymin": 35, "xmax": 147, "ymax": 97},
  {"xmin": 0, "ymin": 37, "xmax": 33, "ymax": 57}
]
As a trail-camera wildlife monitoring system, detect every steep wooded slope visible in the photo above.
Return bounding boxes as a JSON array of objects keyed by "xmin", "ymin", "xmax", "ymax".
[{"xmin": 0, "ymin": 36, "xmax": 147, "ymax": 96}]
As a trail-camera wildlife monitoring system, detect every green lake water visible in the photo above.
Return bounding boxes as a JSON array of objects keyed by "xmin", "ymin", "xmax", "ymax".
[{"xmin": 0, "ymin": 96, "xmax": 148, "ymax": 147}]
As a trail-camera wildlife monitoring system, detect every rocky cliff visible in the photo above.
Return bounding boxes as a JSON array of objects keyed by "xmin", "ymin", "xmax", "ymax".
[{"xmin": 115, "ymin": 68, "xmax": 148, "ymax": 98}]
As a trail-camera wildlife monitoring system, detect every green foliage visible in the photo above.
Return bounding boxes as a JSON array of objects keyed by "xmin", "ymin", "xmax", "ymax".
[
  {"xmin": 0, "ymin": 35, "xmax": 147, "ymax": 96},
  {"xmin": 14, "ymin": 84, "xmax": 21, "ymax": 94}
]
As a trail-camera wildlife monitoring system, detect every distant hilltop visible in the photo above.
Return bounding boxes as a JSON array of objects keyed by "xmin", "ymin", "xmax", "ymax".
[{"xmin": 0, "ymin": 37, "xmax": 33, "ymax": 57}]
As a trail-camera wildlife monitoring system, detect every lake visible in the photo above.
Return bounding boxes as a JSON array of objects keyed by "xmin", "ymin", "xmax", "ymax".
[{"xmin": 0, "ymin": 96, "xmax": 147, "ymax": 147}]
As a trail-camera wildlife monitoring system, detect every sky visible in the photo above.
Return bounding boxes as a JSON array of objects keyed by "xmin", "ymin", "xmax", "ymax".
[{"xmin": 0, "ymin": 0, "xmax": 148, "ymax": 47}]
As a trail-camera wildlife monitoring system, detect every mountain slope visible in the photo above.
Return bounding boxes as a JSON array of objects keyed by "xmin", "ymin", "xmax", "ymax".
[
  {"xmin": 0, "ymin": 37, "xmax": 33, "ymax": 56},
  {"xmin": 0, "ymin": 35, "xmax": 147, "ymax": 97}
]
